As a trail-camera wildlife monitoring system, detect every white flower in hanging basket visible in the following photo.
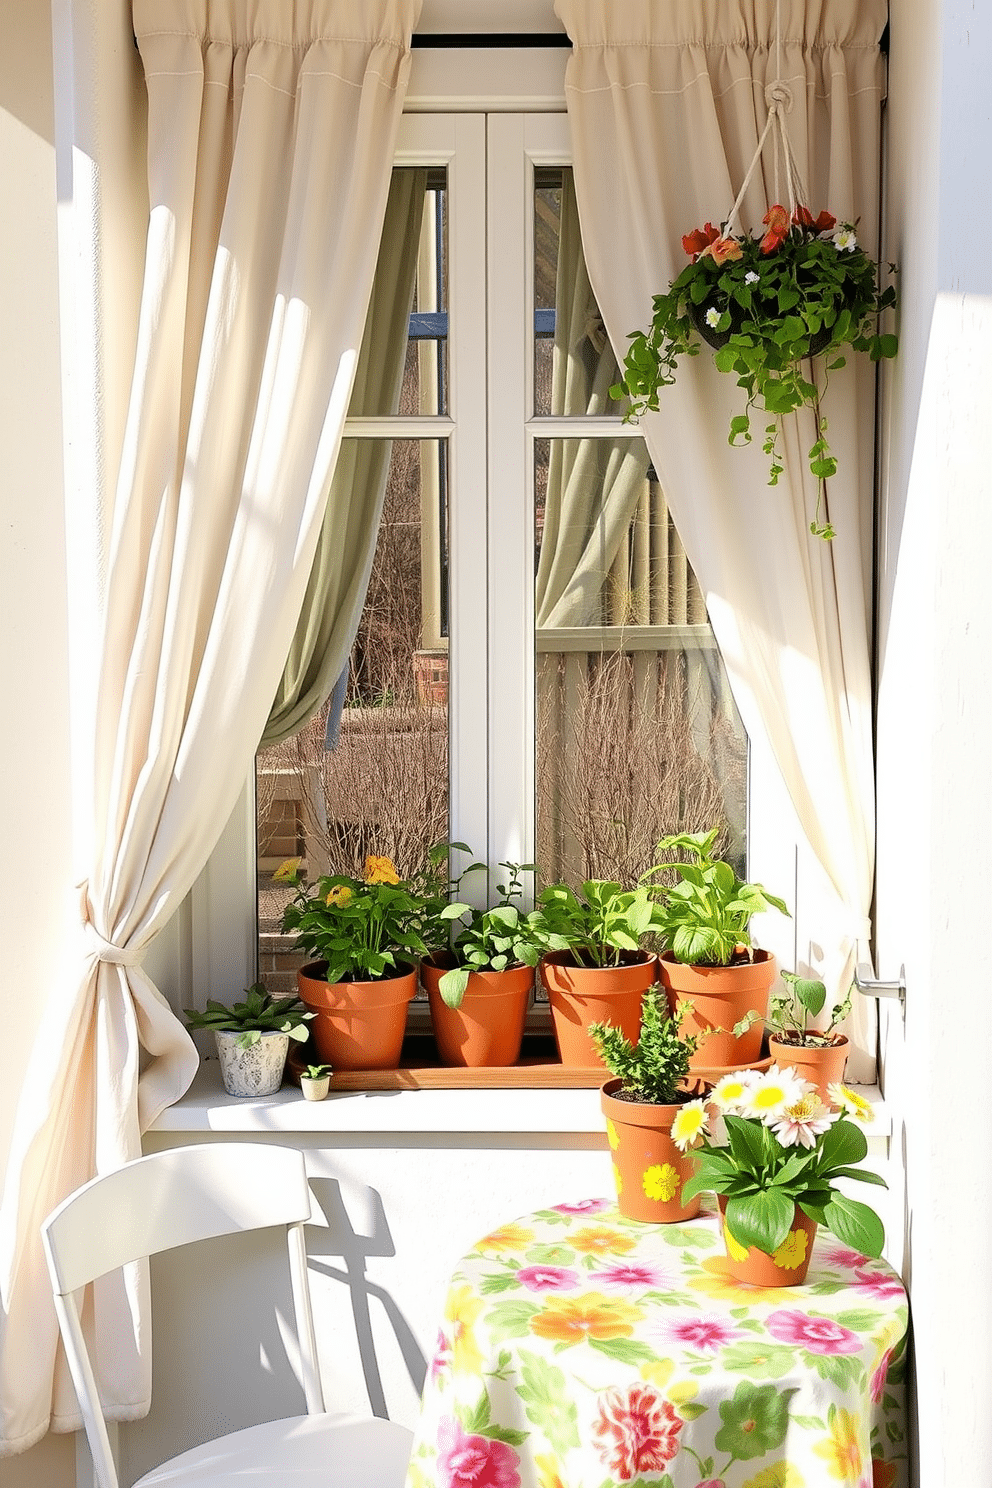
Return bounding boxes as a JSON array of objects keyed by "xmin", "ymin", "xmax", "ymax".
[{"xmin": 612, "ymin": 205, "xmax": 898, "ymax": 539}]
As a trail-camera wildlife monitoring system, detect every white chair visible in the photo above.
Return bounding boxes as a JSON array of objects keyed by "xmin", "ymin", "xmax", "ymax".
[{"xmin": 41, "ymin": 1143, "xmax": 414, "ymax": 1488}]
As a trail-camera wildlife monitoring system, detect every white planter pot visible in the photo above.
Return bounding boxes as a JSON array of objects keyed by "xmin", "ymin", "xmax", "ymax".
[
  {"xmin": 214, "ymin": 1029, "xmax": 289, "ymax": 1097},
  {"xmin": 300, "ymin": 1074, "xmax": 331, "ymax": 1101}
]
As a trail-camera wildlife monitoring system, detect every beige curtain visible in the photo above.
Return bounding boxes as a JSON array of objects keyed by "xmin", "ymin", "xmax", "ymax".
[
  {"xmin": 554, "ymin": 0, "xmax": 885, "ymax": 1077},
  {"xmin": 264, "ymin": 168, "xmax": 427, "ymax": 747},
  {"xmin": 0, "ymin": 0, "xmax": 420, "ymax": 1454}
]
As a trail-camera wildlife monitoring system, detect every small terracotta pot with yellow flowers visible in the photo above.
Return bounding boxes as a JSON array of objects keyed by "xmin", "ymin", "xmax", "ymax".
[
  {"xmin": 590, "ymin": 990, "xmax": 706, "ymax": 1224},
  {"xmin": 278, "ymin": 854, "xmax": 432, "ymax": 1071}
]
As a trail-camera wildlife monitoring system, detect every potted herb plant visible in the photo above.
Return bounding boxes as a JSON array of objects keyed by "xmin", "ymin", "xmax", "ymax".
[
  {"xmin": 420, "ymin": 860, "xmax": 570, "ymax": 1068},
  {"xmin": 679, "ymin": 1067, "xmax": 886, "ymax": 1285},
  {"xmin": 184, "ymin": 982, "xmax": 312, "ymax": 1097},
  {"xmin": 612, "ymin": 206, "xmax": 898, "ymax": 538},
  {"xmin": 536, "ymin": 878, "xmax": 666, "ymax": 1068},
  {"xmin": 299, "ymin": 1062, "xmax": 333, "ymax": 1102},
  {"xmin": 278, "ymin": 853, "xmax": 432, "ymax": 1071},
  {"xmin": 589, "ymin": 990, "xmax": 703, "ymax": 1223},
  {"xmin": 767, "ymin": 969, "xmax": 852, "ymax": 1100},
  {"xmin": 644, "ymin": 827, "xmax": 789, "ymax": 1072}
]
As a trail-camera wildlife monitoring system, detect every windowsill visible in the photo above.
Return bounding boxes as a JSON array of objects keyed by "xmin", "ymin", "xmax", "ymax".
[{"xmin": 148, "ymin": 1060, "xmax": 889, "ymax": 1138}]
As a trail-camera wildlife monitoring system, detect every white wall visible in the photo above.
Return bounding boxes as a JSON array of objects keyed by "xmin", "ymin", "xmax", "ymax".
[{"xmin": 877, "ymin": 0, "xmax": 992, "ymax": 1484}]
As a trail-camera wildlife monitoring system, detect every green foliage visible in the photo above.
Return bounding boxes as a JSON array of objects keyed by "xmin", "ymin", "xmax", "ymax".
[
  {"xmin": 643, "ymin": 827, "xmax": 788, "ymax": 966},
  {"xmin": 769, "ymin": 969, "xmax": 852, "ymax": 1045},
  {"xmin": 184, "ymin": 982, "xmax": 313, "ymax": 1051},
  {"xmin": 279, "ymin": 851, "xmax": 438, "ymax": 984},
  {"xmin": 303, "ymin": 1063, "xmax": 332, "ymax": 1080},
  {"xmin": 589, "ymin": 989, "xmax": 699, "ymax": 1104},
  {"xmin": 536, "ymin": 878, "xmax": 665, "ymax": 969},
  {"xmin": 429, "ymin": 859, "xmax": 571, "ymax": 1008},
  {"xmin": 611, "ymin": 212, "xmax": 898, "ymax": 536}
]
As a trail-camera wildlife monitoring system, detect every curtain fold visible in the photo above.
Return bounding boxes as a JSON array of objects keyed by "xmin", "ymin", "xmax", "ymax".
[
  {"xmin": 554, "ymin": 0, "xmax": 885, "ymax": 1076},
  {"xmin": 263, "ymin": 167, "xmax": 427, "ymax": 747},
  {"xmin": 0, "ymin": 0, "xmax": 420, "ymax": 1453}
]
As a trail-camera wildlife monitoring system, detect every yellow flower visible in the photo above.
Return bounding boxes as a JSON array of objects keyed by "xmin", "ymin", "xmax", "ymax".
[
  {"xmin": 444, "ymin": 1284, "xmax": 484, "ymax": 1376},
  {"xmin": 325, "ymin": 884, "xmax": 353, "ymax": 907},
  {"xmin": 364, "ymin": 854, "xmax": 400, "ymax": 885},
  {"xmin": 643, "ymin": 1164, "xmax": 680, "ymax": 1202},
  {"xmin": 477, "ymin": 1222, "xmax": 535, "ymax": 1252},
  {"xmin": 640, "ymin": 1358, "xmax": 675, "ymax": 1389},
  {"xmin": 666, "ymin": 1379, "xmax": 699, "ymax": 1407},
  {"xmin": 771, "ymin": 1228, "xmax": 809, "ymax": 1271},
  {"xmin": 606, "ymin": 1118, "xmax": 621, "ymax": 1151},
  {"xmin": 828, "ymin": 1082, "xmax": 875, "ymax": 1124},
  {"xmin": 612, "ymin": 1162, "xmax": 623, "ymax": 1196},
  {"xmin": 812, "ymin": 1408, "xmax": 862, "ymax": 1481},
  {"xmin": 723, "ymin": 1220, "xmax": 750, "ymax": 1262},
  {"xmin": 529, "ymin": 1291, "xmax": 643, "ymax": 1345},
  {"xmin": 571, "ymin": 1225, "xmax": 636, "ymax": 1257},
  {"xmin": 535, "ymin": 1454, "xmax": 566, "ymax": 1488},
  {"xmin": 273, "ymin": 857, "xmax": 302, "ymax": 882},
  {"xmin": 742, "ymin": 1465, "xmax": 806, "ymax": 1488}
]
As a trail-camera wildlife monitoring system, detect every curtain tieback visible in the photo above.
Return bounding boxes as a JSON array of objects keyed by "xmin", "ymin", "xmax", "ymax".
[{"xmin": 79, "ymin": 885, "xmax": 144, "ymax": 968}]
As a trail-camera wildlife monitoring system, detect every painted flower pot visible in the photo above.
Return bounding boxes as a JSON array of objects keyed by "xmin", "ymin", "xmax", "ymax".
[
  {"xmin": 600, "ymin": 1078, "xmax": 700, "ymax": 1223},
  {"xmin": 542, "ymin": 952, "xmax": 656, "ymax": 1069},
  {"xmin": 214, "ymin": 1029, "xmax": 289, "ymax": 1097},
  {"xmin": 659, "ymin": 949, "xmax": 777, "ymax": 1070},
  {"xmin": 297, "ymin": 961, "xmax": 417, "ymax": 1070},
  {"xmin": 768, "ymin": 1034, "xmax": 849, "ymax": 1104},
  {"xmin": 718, "ymin": 1195, "xmax": 817, "ymax": 1286},
  {"xmin": 421, "ymin": 956, "xmax": 533, "ymax": 1067}
]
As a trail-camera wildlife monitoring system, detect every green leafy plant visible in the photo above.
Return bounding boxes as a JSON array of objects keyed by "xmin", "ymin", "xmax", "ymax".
[
  {"xmin": 302, "ymin": 1062, "xmax": 332, "ymax": 1080},
  {"xmin": 536, "ymin": 877, "xmax": 665, "ymax": 969},
  {"xmin": 184, "ymin": 983, "xmax": 313, "ymax": 1051},
  {"xmin": 611, "ymin": 206, "xmax": 898, "ymax": 538},
  {"xmin": 643, "ymin": 827, "xmax": 788, "ymax": 967},
  {"xmin": 427, "ymin": 860, "xmax": 571, "ymax": 1009},
  {"xmin": 589, "ymin": 989, "xmax": 700, "ymax": 1105},
  {"xmin": 679, "ymin": 1067, "xmax": 886, "ymax": 1257},
  {"xmin": 278, "ymin": 852, "xmax": 434, "ymax": 984},
  {"xmin": 769, "ymin": 969, "xmax": 852, "ymax": 1047}
]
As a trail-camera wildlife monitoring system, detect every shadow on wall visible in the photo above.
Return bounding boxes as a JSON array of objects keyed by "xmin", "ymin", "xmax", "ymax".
[{"xmin": 307, "ymin": 1177, "xmax": 428, "ymax": 1414}]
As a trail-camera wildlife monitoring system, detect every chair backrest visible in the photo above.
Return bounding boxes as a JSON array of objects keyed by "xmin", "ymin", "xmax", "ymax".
[{"xmin": 42, "ymin": 1143, "xmax": 325, "ymax": 1488}]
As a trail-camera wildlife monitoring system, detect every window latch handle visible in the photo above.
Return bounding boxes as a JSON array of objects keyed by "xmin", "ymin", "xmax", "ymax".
[{"xmin": 854, "ymin": 961, "xmax": 906, "ymax": 1004}]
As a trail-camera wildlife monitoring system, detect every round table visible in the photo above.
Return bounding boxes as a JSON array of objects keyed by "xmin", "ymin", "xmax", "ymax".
[{"xmin": 405, "ymin": 1197, "xmax": 908, "ymax": 1488}]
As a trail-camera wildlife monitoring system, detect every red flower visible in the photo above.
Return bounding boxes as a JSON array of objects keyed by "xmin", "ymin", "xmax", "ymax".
[
  {"xmin": 759, "ymin": 203, "xmax": 790, "ymax": 254},
  {"xmin": 437, "ymin": 1417, "xmax": 521, "ymax": 1488},
  {"xmin": 793, "ymin": 205, "xmax": 837, "ymax": 232},
  {"xmin": 698, "ymin": 236, "xmax": 744, "ymax": 265},
  {"xmin": 593, "ymin": 1382, "xmax": 683, "ymax": 1482},
  {"xmin": 682, "ymin": 222, "xmax": 720, "ymax": 259}
]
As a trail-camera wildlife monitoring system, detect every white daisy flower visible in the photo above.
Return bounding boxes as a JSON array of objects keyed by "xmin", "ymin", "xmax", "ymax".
[
  {"xmin": 671, "ymin": 1098, "xmax": 709, "ymax": 1152},
  {"xmin": 828, "ymin": 1082, "xmax": 875, "ymax": 1124},
  {"xmin": 832, "ymin": 225, "xmax": 858, "ymax": 252},
  {"xmin": 744, "ymin": 270, "xmax": 760, "ymax": 284},
  {"xmin": 742, "ymin": 1065, "xmax": 809, "ymax": 1123},
  {"xmin": 771, "ymin": 1091, "xmax": 836, "ymax": 1149},
  {"xmin": 709, "ymin": 1070, "xmax": 759, "ymax": 1113},
  {"xmin": 704, "ymin": 306, "xmax": 722, "ymax": 328}
]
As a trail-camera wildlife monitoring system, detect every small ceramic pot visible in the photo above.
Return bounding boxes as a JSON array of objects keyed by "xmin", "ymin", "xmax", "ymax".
[
  {"xmin": 214, "ymin": 1029, "xmax": 289, "ymax": 1097},
  {"xmin": 300, "ymin": 1073, "xmax": 331, "ymax": 1101}
]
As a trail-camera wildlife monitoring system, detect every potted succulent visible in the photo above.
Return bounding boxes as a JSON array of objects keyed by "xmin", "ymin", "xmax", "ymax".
[
  {"xmin": 612, "ymin": 205, "xmax": 898, "ymax": 538},
  {"xmin": 589, "ymin": 990, "xmax": 703, "ymax": 1223},
  {"xmin": 420, "ymin": 860, "xmax": 570, "ymax": 1068},
  {"xmin": 767, "ymin": 968, "xmax": 852, "ymax": 1100},
  {"xmin": 278, "ymin": 853, "xmax": 433, "ymax": 1071},
  {"xmin": 536, "ymin": 877, "xmax": 666, "ymax": 1068},
  {"xmin": 644, "ymin": 827, "xmax": 789, "ymax": 1072},
  {"xmin": 299, "ymin": 1061, "xmax": 333, "ymax": 1102},
  {"xmin": 678, "ymin": 1066, "xmax": 886, "ymax": 1285},
  {"xmin": 184, "ymin": 982, "xmax": 313, "ymax": 1097}
]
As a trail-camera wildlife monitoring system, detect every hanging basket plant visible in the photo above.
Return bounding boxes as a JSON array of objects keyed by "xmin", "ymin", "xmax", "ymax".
[{"xmin": 612, "ymin": 205, "xmax": 897, "ymax": 538}]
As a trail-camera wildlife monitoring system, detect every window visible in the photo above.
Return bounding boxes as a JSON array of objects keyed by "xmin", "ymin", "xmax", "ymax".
[{"xmin": 255, "ymin": 112, "xmax": 755, "ymax": 1009}]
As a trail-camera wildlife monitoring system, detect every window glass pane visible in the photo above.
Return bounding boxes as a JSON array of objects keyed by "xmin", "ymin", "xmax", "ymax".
[
  {"xmin": 534, "ymin": 167, "xmax": 624, "ymax": 419},
  {"xmin": 257, "ymin": 438, "xmax": 449, "ymax": 996},
  {"xmin": 534, "ymin": 437, "xmax": 747, "ymax": 888},
  {"xmin": 348, "ymin": 167, "xmax": 448, "ymax": 418}
]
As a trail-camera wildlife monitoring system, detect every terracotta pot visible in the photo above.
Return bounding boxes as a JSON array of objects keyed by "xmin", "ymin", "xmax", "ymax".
[
  {"xmin": 659, "ymin": 949, "xmax": 777, "ymax": 1070},
  {"xmin": 718, "ymin": 1195, "xmax": 817, "ymax": 1286},
  {"xmin": 296, "ymin": 961, "xmax": 417, "ymax": 1070},
  {"xmin": 421, "ymin": 956, "xmax": 533, "ymax": 1067},
  {"xmin": 768, "ymin": 1033, "xmax": 850, "ymax": 1104},
  {"xmin": 601, "ymin": 1078, "xmax": 700, "ymax": 1223},
  {"xmin": 541, "ymin": 952, "xmax": 656, "ymax": 1069}
]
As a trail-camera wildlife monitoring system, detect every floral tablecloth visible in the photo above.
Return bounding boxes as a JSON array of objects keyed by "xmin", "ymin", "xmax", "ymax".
[{"xmin": 406, "ymin": 1198, "xmax": 908, "ymax": 1488}]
